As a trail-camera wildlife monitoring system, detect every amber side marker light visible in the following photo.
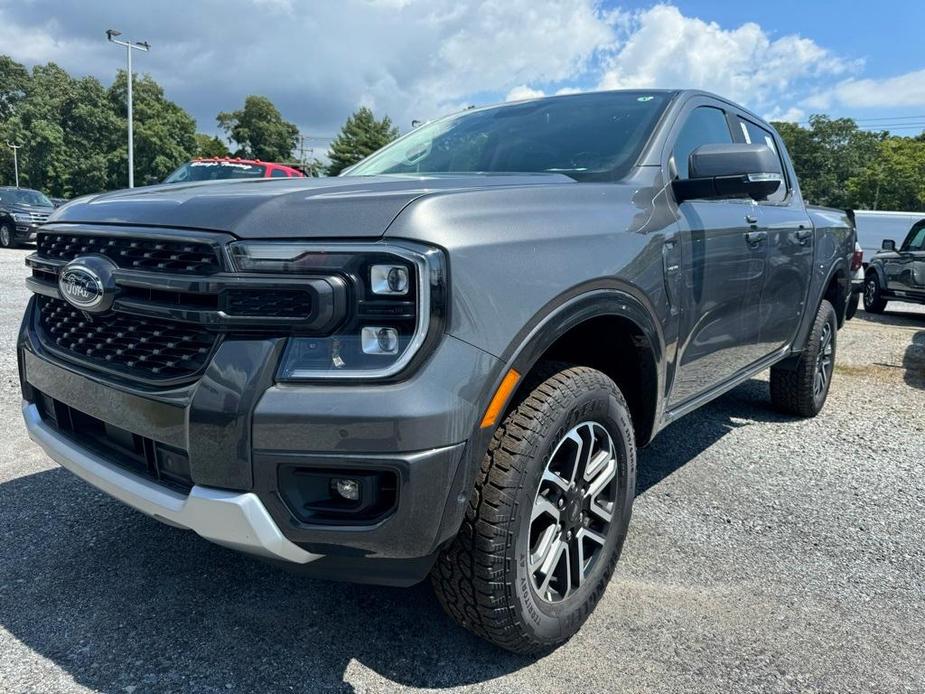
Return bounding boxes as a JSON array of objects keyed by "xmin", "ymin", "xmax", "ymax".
[{"xmin": 480, "ymin": 368, "xmax": 521, "ymax": 429}]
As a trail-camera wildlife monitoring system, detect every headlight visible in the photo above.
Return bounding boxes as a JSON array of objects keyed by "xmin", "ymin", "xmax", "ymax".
[
  {"xmin": 229, "ymin": 241, "xmax": 446, "ymax": 380},
  {"xmin": 12, "ymin": 213, "xmax": 32, "ymax": 223}
]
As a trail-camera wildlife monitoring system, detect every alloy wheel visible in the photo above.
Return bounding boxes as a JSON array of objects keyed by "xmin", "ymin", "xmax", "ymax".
[
  {"xmin": 529, "ymin": 421, "xmax": 618, "ymax": 603},
  {"xmin": 814, "ymin": 322, "xmax": 833, "ymax": 399},
  {"xmin": 0, "ymin": 225, "xmax": 10, "ymax": 247}
]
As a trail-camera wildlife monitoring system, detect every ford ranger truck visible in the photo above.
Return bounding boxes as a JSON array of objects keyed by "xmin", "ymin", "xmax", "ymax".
[{"xmin": 18, "ymin": 90, "xmax": 855, "ymax": 654}]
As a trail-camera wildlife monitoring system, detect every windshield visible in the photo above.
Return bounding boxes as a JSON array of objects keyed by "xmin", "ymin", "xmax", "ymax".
[
  {"xmin": 164, "ymin": 161, "xmax": 268, "ymax": 183},
  {"xmin": 346, "ymin": 91, "xmax": 670, "ymax": 182},
  {"xmin": 0, "ymin": 188, "xmax": 53, "ymax": 207}
]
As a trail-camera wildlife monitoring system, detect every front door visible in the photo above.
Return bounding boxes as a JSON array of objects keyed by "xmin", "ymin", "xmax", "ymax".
[
  {"xmin": 667, "ymin": 104, "xmax": 769, "ymax": 406},
  {"xmin": 889, "ymin": 222, "xmax": 925, "ymax": 298}
]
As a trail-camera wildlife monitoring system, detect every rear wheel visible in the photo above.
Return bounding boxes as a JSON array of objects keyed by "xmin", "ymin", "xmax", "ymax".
[
  {"xmin": 0, "ymin": 222, "xmax": 18, "ymax": 249},
  {"xmin": 770, "ymin": 300, "xmax": 837, "ymax": 417},
  {"xmin": 863, "ymin": 274, "xmax": 887, "ymax": 314},
  {"xmin": 431, "ymin": 364, "xmax": 636, "ymax": 654}
]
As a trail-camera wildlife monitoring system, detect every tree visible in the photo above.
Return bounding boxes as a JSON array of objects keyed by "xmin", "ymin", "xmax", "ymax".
[
  {"xmin": 772, "ymin": 115, "xmax": 883, "ymax": 208},
  {"xmin": 194, "ymin": 133, "xmax": 230, "ymax": 158},
  {"xmin": 107, "ymin": 71, "xmax": 197, "ymax": 186},
  {"xmin": 847, "ymin": 137, "xmax": 925, "ymax": 211},
  {"xmin": 0, "ymin": 55, "xmax": 30, "ymax": 121},
  {"xmin": 327, "ymin": 107, "xmax": 399, "ymax": 175},
  {"xmin": 216, "ymin": 95, "xmax": 298, "ymax": 162}
]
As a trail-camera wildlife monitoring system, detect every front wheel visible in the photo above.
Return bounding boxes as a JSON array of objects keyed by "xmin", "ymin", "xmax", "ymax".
[
  {"xmin": 431, "ymin": 364, "xmax": 636, "ymax": 654},
  {"xmin": 863, "ymin": 274, "xmax": 887, "ymax": 314},
  {"xmin": 769, "ymin": 299, "xmax": 837, "ymax": 417},
  {"xmin": 0, "ymin": 222, "xmax": 18, "ymax": 249}
]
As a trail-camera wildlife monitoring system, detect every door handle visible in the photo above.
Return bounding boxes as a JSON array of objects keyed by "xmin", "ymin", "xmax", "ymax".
[
  {"xmin": 745, "ymin": 231, "xmax": 767, "ymax": 245},
  {"xmin": 745, "ymin": 215, "xmax": 758, "ymax": 225}
]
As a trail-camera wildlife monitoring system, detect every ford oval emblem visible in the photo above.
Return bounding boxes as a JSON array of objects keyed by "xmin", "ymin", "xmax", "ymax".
[{"xmin": 59, "ymin": 262, "xmax": 109, "ymax": 311}]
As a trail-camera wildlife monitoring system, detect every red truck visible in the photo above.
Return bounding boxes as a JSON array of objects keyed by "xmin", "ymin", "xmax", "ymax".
[{"xmin": 163, "ymin": 157, "xmax": 305, "ymax": 184}]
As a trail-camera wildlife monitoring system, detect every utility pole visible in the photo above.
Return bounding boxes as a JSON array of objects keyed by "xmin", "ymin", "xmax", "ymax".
[
  {"xmin": 6, "ymin": 143, "xmax": 22, "ymax": 187},
  {"xmin": 107, "ymin": 29, "xmax": 150, "ymax": 188}
]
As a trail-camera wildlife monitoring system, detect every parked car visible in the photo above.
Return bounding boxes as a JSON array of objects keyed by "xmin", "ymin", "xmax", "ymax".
[
  {"xmin": 863, "ymin": 218, "xmax": 925, "ymax": 313},
  {"xmin": 0, "ymin": 186, "xmax": 54, "ymax": 248},
  {"xmin": 18, "ymin": 89, "xmax": 855, "ymax": 654},
  {"xmin": 854, "ymin": 210, "xmax": 925, "ymax": 263},
  {"xmin": 163, "ymin": 157, "xmax": 305, "ymax": 183}
]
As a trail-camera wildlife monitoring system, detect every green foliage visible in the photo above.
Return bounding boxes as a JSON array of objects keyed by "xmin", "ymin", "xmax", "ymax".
[
  {"xmin": 772, "ymin": 115, "xmax": 884, "ymax": 209},
  {"xmin": 847, "ymin": 137, "xmax": 925, "ymax": 211},
  {"xmin": 0, "ymin": 56, "xmax": 198, "ymax": 194},
  {"xmin": 217, "ymin": 95, "xmax": 299, "ymax": 162},
  {"xmin": 195, "ymin": 133, "xmax": 230, "ymax": 158},
  {"xmin": 327, "ymin": 107, "xmax": 399, "ymax": 176},
  {"xmin": 108, "ymin": 71, "xmax": 197, "ymax": 186}
]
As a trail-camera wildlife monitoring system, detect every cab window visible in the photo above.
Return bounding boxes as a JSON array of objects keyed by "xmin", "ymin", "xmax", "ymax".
[
  {"xmin": 738, "ymin": 118, "xmax": 788, "ymax": 203},
  {"xmin": 270, "ymin": 168, "xmax": 289, "ymax": 178},
  {"xmin": 672, "ymin": 106, "xmax": 733, "ymax": 180}
]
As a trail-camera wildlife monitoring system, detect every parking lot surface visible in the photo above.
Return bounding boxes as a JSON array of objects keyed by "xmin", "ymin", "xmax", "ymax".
[{"xmin": 1, "ymin": 246, "xmax": 923, "ymax": 693}]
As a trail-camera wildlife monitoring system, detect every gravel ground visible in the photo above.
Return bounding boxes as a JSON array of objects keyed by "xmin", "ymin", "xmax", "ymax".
[{"xmin": 1, "ymin": 245, "xmax": 923, "ymax": 693}]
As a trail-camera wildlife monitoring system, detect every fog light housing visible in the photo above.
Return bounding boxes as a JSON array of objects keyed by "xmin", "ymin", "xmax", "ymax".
[
  {"xmin": 371, "ymin": 264, "xmax": 409, "ymax": 295},
  {"xmin": 332, "ymin": 477, "xmax": 360, "ymax": 501}
]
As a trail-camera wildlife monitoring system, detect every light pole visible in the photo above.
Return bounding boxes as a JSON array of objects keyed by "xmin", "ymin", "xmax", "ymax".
[
  {"xmin": 106, "ymin": 29, "xmax": 150, "ymax": 188},
  {"xmin": 6, "ymin": 143, "xmax": 22, "ymax": 187}
]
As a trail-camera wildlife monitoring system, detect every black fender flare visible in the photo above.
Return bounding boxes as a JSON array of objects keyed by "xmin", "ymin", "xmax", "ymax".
[{"xmin": 432, "ymin": 284, "xmax": 668, "ymax": 551}]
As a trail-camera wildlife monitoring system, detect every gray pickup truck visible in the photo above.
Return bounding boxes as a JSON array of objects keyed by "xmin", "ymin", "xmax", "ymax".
[{"xmin": 18, "ymin": 89, "xmax": 854, "ymax": 654}]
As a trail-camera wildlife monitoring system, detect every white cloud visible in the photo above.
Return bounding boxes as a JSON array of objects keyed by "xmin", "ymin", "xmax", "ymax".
[
  {"xmin": 506, "ymin": 85, "xmax": 545, "ymax": 101},
  {"xmin": 597, "ymin": 5, "xmax": 855, "ymax": 114},
  {"xmin": 1, "ymin": 0, "xmax": 921, "ymax": 145},
  {"xmin": 806, "ymin": 68, "xmax": 925, "ymax": 109}
]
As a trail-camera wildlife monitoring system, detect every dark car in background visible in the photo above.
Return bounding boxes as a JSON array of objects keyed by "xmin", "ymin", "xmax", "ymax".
[
  {"xmin": 863, "ymin": 219, "xmax": 925, "ymax": 313},
  {"xmin": 0, "ymin": 187, "xmax": 54, "ymax": 249},
  {"xmin": 163, "ymin": 157, "xmax": 305, "ymax": 184}
]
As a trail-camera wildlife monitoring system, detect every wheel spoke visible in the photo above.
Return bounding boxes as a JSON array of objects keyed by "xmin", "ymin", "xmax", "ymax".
[
  {"xmin": 542, "ymin": 468, "xmax": 570, "ymax": 494},
  {"xmin": 531, "ymin": 494, "xmax": 561, "ymax": 523},
  {"xmin": 537, "ymin": 538, "xmax": 568, "ymax": 597},
  {"xmin": 529, "ymin": 523, "xmax": 559, "ymax": 571}
]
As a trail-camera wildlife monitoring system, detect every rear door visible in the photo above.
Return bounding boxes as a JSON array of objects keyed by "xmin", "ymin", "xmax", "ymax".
[
  {"xmin": 666, "ymin": 101, "xmax": 769, "ymax": 406},
  {"xmin": 733, "ymin": 116, "xmax": 814, "ymax": 355}
]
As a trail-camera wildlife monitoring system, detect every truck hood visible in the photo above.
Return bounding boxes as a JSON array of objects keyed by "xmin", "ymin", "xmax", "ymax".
[
  {"xmin": 49, "ymin": 174, "xmax": 575, "ymax": 239},
  {"xmin": 6, "ymin": 202, "xmax": 54, "ymax": 216}
]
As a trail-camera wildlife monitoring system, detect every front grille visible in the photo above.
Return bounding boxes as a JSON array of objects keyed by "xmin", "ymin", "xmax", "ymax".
[
  {"xmin": 37, "ymin": 232, "xmax": 223, "ymax": 274},
  {"xmin": 20, "ymin": 211, "xmax": 49, "ymax": 223},
  {"xmin": 223, "ymin": 288, "xmax": 313, "ymax": 317},
  {"xmin": 36, "ymin": 296, "xmax": 217, "ymax": 382}
]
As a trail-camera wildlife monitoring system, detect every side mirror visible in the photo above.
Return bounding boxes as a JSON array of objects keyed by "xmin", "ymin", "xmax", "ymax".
[
  {"xmin": 881, "ymin": 239, "xmax": 896, "ymax": 252},
  {"xmin": 673, "ymin": 143, "xmax": 783, "ymax": 203}
]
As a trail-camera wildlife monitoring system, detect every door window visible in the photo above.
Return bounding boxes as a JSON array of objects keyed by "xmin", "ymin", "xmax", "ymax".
[
  {"xmin": 672, "ymin": 107, "xmax": 733, "ymax": 180},
  {"xmin": 904, "ymin": 224, "xmax": 925, "ymax": 251},
  {"xmin": 738, "ymin": 118, "xmax": 787, "ymax": 202}
]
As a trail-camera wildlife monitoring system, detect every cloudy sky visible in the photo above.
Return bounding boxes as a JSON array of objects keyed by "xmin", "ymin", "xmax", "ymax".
[{"xmin": 2, "ymin": 0, "xmax": 924, "ymax": 150}]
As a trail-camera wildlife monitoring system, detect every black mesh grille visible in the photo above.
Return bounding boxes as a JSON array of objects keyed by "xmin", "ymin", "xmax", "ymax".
[
  {"xmin": 36, "ymin": 296, "xmax": 217, "ymax": 382},
  {"xmin": 223, "ymin": 288, "xmax": 313, "ymax": 317},
  {"xmin": 37, "ymin": 233, "xmax": 223, "ymax": 274}
]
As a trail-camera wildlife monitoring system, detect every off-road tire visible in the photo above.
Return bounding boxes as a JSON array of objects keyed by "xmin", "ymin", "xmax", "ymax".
[
  {"xmin": 431, "ymin": 363, "xmax": 636, "ymax": 655},
  {"xmin": 770, "ymin": 299, "xmax": 837, "ymax": 417},
  {"xmin": 863, "ymin": 273, "xmax": 887, "ymax": 314},
  {"xmin": 0, "ymin": 222, "xmax": 18, "ymax": 249}
]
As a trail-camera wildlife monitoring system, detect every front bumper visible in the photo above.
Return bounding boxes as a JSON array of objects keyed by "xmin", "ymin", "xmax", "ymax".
[
  {"xmin": 14, "ymin": 222, "xmax": 40, "ymax": 241},
  {"xmin": 19, "ymin": 304, "xmax": 500, "ymax": 584},
  {"xmin": 24, "ymin": 401, "xmax": 317, "ymax": 564}
]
